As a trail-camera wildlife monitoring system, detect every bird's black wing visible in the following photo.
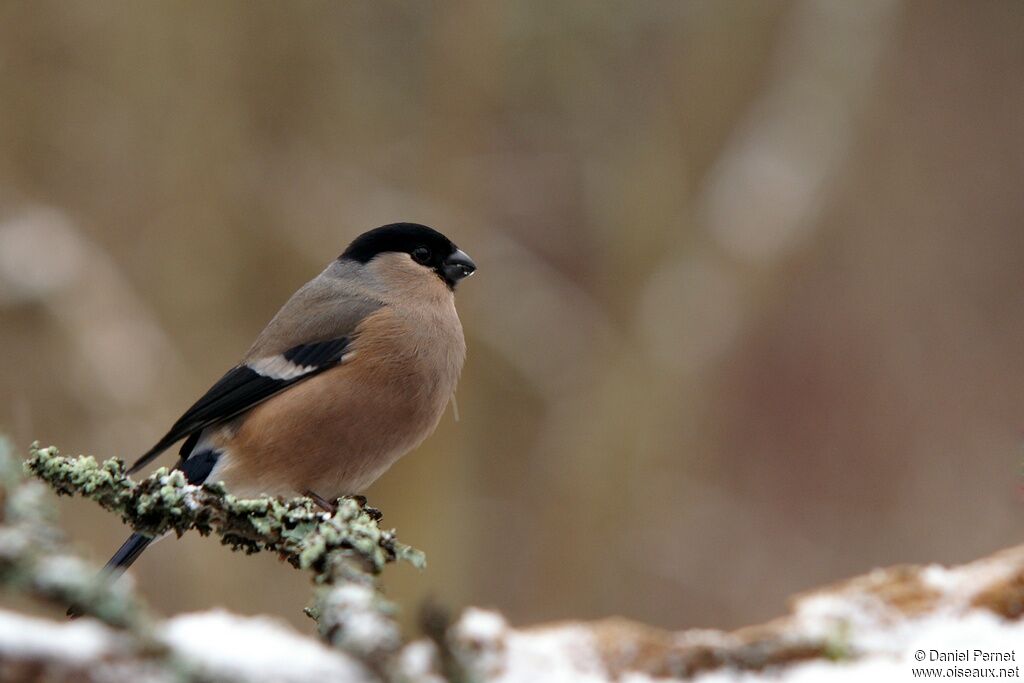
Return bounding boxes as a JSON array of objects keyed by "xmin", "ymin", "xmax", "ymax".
[{"xmin": 127, "ymin": 337, "xmax": 350, "ymax": 474}]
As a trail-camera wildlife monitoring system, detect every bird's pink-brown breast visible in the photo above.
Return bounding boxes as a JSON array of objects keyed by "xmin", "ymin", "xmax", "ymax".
[{"xmin": 212, "ymin": 290, "xmax": 465, "ymax": 499}]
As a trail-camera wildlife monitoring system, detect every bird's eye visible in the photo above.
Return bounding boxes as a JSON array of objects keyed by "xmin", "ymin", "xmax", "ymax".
[{"xmin": 411, "ymin": 247, "xmax": 431, "ymax": 264}]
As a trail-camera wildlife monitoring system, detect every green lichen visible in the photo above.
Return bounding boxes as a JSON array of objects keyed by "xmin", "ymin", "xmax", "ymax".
[
  {"xmin": 0, "ymin": 439, "xmax": 148, "ymax": 631},
  {"xmin": 24, "ymin": 444, "xmax": 423, "ymax": 576},
  {"xmin": 23, "ymin": 442, "xmax": 425, "ymax": 666}
]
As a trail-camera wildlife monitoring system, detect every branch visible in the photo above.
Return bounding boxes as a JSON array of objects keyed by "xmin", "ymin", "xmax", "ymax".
[
  {"xmin": 432, "ymin": 547, "xmax": 1024, "ymax": 682},
  {"xmin": 22, "ymin": 443, "xmax": 424, "ymax": 673},
  {"xmin": 0, "ymin": 440, "xmax": 148, "ymax": 633},
  {"xmin": 24, "ymin": 444, "xmax": 424, "ymax": 583},
  {"xmin": 2, "ymin": 441, "xmax": 1024, "ymax": 682}
]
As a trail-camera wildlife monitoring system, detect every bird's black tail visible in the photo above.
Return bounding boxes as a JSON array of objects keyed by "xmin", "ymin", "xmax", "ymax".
[
  {"xmin": 67, "ymin": 533, "xmax": 153, "ymax": 619},
  {"xmin": 104, "ymin": 532, "xmax": 154, "ymax": 573}
]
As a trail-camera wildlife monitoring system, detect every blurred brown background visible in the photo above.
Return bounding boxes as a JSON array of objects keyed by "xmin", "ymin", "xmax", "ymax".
[{"xmin": 1, "ymin": 0, "xmax": 1022, "ymax": 635}]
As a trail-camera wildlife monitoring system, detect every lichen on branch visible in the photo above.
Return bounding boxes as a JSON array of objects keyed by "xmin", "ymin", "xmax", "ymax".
[
  {"xmin": 0, "ymin": 439, "xmax": 147, "ymax": 631},
  {"xmin": 24, "ymin": 444, "xmax": 424, "ymax": 584},
  {"xmin": 23, "ymin": 443, "xmax": 424, "ymax": 666}
]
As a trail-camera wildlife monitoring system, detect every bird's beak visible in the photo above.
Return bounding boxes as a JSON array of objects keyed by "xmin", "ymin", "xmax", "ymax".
[{"xmin": 442, "ymin": 249, "xmax": 477, "ymax": 285}]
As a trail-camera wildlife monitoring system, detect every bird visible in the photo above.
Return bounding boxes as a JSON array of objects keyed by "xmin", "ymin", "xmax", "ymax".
[{"xmin": 104, "ymin": 223, "xmax": 476, "ymax": 574}]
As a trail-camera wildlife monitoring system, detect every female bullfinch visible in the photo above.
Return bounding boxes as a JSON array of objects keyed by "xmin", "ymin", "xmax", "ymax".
[{"xmin": 105, "ymin": 223, "xmax": 476, "ymax": 572}]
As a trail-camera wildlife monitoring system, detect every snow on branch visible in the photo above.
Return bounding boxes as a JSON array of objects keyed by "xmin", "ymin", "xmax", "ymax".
[
  {"xmin": 433, "ymin": 547, "xmax": 1024, "ymax": 682},
  {"xmin": 4, "ymin": 440, "xmax": 1024, "ymax": 682}
]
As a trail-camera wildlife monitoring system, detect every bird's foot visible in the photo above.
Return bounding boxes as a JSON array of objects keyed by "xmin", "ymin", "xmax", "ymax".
[{"xmin": 304, "ymin": 490, "xmax": 337, "ymax": 514}]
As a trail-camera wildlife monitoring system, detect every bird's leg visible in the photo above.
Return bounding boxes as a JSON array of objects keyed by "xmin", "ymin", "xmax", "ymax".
[{"xmin": 304, "ymin": 490, "xmax": 337, "ymax": 514}]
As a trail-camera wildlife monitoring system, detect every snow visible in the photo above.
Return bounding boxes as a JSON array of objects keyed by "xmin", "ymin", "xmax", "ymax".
[
  {"xmin": 456, "ymin": 607, "xmax": 508, "ymax": 642},
  {"xmin": 444, "ymin": 546, "xmax": 1024, "ymax": 683},
  {"xmin": 180, "ymin": 489, "xmax": 202, "ymax": 511},
  {"xmin": 0, "ymin": 598, "xmax": 1018, "ymax": 683},
  {"xmin": 161, "ymin": 610, "xmax": 373, "ymax": 683},
  {"xmin": 691, "ymin": 564, "xmax": 1024, "ymax": 682},
  {"xmin": 396, "ymin": 640, "xmax": 446, "ymax": 683},
  {"xmin": 0, "ymin": 608, "xmax": 375, "ymax": 682},
  {"xmin": 453, "ymin": 609, "xmax": 611, "ymax": 683},
  {"xmin": 0, "ymin": 544, "xmax": 1021, "ymax": 682},
  {"xmin": 919, "ymin": 552, "xmax": 1021, "ymax": 606},
  {"xmin": 0, "ymin": 609, "xmax": 125, "ymax": 663},
  {"xmin": 500, "ymin": 625, "xmax": 610, "ymax": 683},
  {"xmin": 693, "ymin": 611, "xmax": 1024, "ymax": 681},
  {"xmin": 319, "ymin": 583, "xmax": 400, "ymax": 654}
]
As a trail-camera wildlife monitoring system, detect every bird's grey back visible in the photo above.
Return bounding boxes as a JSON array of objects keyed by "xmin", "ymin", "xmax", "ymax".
[{"xmin": 244, "ymin": 260, "xmax": 383, "ymax": 360}]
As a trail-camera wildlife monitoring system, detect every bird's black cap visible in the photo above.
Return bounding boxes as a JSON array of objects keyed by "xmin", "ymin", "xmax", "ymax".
[{"xmin": 340, "ymin": 223, "xmax": 458, "ymax": 264}]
